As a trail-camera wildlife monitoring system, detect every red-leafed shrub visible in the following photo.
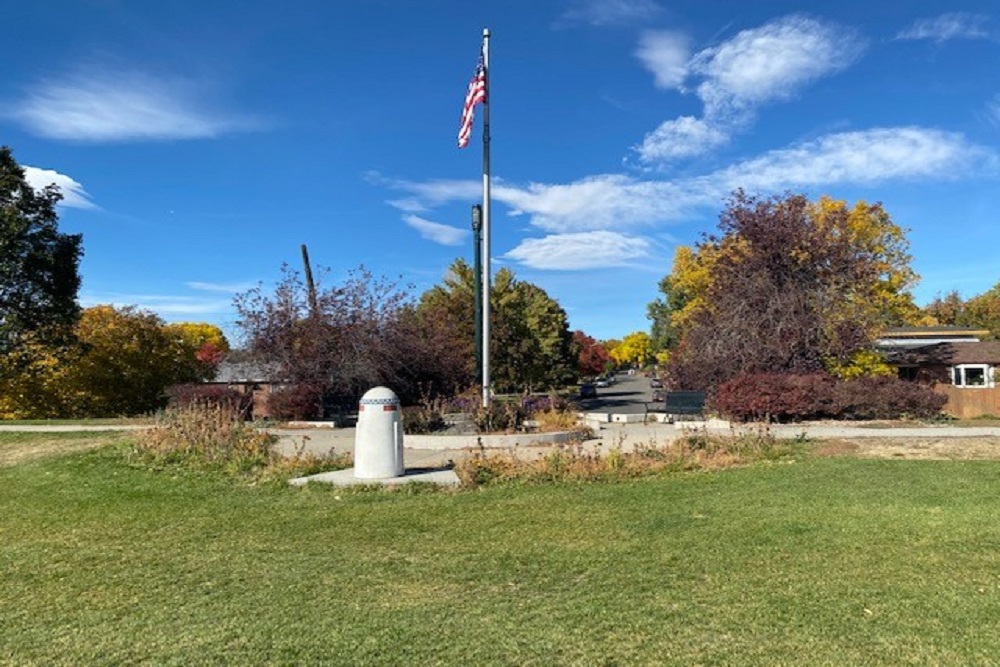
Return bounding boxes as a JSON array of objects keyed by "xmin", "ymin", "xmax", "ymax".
[
  {"xmin": 266, "ymin": 384, "xmax": 323, "ymax": 421},
  {"xmin": 167, "ymin": 384, "xmax": 252, "ymax": 418},
  {"xmin": 832, "ymin": 376, "xmax": 947, "ymax": 420},
  {"xmin": 711, "ymin": 373, "xmax": 946, "ymax": 422},
  {"xmin": 710, "ymin": 373, "xmax": 836, "ymax": 422}
]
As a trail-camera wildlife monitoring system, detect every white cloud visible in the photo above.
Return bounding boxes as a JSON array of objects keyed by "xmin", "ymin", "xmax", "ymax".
[
  {"xmin": 369, "ymin": 172, "xmax": 482, "ymax": 208},
  {"xmin": 505, "ymin": 231, "xmax": 651, "ymax": 270},
  {"xmin": 494, "ymin": 175, "xmax": 684, "ymax": 232},
  {"xmin": 23, "ymin": 166, "xmax": 97, "ymax": 209},
  {"xmin": 635, "ymin": 31, "xmax": 690, "ymax": 89},
  {"xmin": 632, "ymin": 15, "xmax": 865, "ymax": 166},
  {"xmin": 896, "ymin": 13, "xmax": 989, "ymax": 42},
  {"xmin": 186, "ymin": 281, "xmax": 257, "ymax": 294},
  {"xmin": 633, "ymin": 116, "xmax": 729, "ymax": 163},
  {"xmin": 559, "ymin": 0, "xmax": 662, "ymax": 27},
  {"xmin": 715, "ymin": 127, "xmax": 992, "ymax": 192},
  {"xmin": 690, "ymin": 14, "xmax": 865, "ymax": 118},
  {"xmin": 403, "ymin": 215, "xmax": 469, "ymax": 246},
  {"xmin": 9, "ymin": 68, "xmax": 256, "ymax": 142},
  {"xmin": 382, "ymin": 127, "xmax": 992, "ymax": 242},
  {"xmin": 80, "ymin": 293, "xmax": 234, "ymax": 317}
]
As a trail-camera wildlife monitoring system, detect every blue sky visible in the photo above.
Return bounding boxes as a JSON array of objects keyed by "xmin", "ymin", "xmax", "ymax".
[{"xmin": 4, "ymin": 1, "xmax": 999, "ymax": 342}]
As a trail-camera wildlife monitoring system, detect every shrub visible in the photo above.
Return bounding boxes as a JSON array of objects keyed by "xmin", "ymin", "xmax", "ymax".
[
  {"xmin": 133, "ymin": 403, "xmax": 350, "ymax": 481},
  {"xmin": 135, "ymin": 403, "xmax": 275, "ymax": 474},
  {"xmin": 711, "ymin": 372, "xmax": 946, "ymax": 422},
  {"xmin": 521, "ymin": 394, "xmax": 568, "ymax": 415},
  {"xmin": 710, "ymin": 373, "xmax": 837, "ymax": 422},
  {"xmin": 454, "ymin": 427, "xmax": 793, "ymax": 487},
  {"xmin": 267, "ymin": 384, "xmax": 323, "ymax": 421},
  {"xmin": 402, "ymin": 404, "xmax": 446, "ymax": 434},
  {"xmin": 833, "ymin": 375, "xmax": 947, "ymax": 420},
  {"xmin": 167, "ymin": 384, "xmax": 252, "ymax": 418},
  {"xmin": 472, "ymin": 399, "xmax": 525, "ymax": 433}
]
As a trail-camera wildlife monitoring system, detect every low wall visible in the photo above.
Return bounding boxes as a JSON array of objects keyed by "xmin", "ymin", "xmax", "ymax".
[{"xmin": 404, "ymin": 430, "xmax": 578, "ymax": 451}]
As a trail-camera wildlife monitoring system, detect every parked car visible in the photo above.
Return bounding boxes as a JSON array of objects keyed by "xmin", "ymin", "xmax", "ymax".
[
  {"xmin": 651, "ymin": 388, "xmax": 665, "ymax": 402},
  {"xmin": 595, "ymin": 377, "xmax": 610, "ymax": 388},
  {"xmin": 650, "ymin": 378, "xmax": 663, "ymax": 388},
  {"xmin": 579, "ymin": 383, "xmax": 597, "ymax": 399}
]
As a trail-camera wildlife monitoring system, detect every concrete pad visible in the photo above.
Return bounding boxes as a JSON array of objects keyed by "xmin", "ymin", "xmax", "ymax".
[{"xmin": 289, "ymin": 466, "xmax": 461, "ymax": 487}]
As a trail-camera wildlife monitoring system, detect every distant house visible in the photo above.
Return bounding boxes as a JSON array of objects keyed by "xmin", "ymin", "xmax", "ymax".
[
  {"xmin": 876, "ymin": 326, "xmax": 990, "ymax": 348},
  {"xmin": 207, "ymin": 361, "xmax": 287, "ymax": 420},
  {"xmin": 879, "ymin": 327, "xmax": 999, "ymax": 418}
]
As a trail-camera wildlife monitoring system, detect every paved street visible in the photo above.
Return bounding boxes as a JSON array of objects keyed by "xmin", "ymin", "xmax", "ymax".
[{"xmin": 577, "ymin": 371, "xmax": 658, "ymax": 415}]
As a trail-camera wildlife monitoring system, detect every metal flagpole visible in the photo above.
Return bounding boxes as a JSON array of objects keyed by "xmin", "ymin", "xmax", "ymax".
[{"xmin": 481, "ymin": 27, "xmax": 492, "ymax": 409}]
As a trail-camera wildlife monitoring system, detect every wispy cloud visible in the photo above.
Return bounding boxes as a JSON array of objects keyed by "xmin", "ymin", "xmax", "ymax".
[
  {"xmin": 23, "ymin": 166, "xmax": 97, "ymax": 209},
  {"xmin": 558, "ymin": 0, "xmax": 662, "ymax": 28},
  {"xmin": 987, "ymin": 95, "xmax": 1000, "ymax": 127},
  {"xmin": 186, "ymin": 281, "xmax": 257, "ymax": 294},
  {"xmin": 635, "ymin": 31, "xmax": 690, "ymax": 89},
  {"xmin": 9, "ymin": 67, "xmax": 257, "ymax": 142},
  {"xmin": 896, "ymin": 13, "xmax": 989, "ymax": 42},
  {"xmin": 634, "ymin": 15, "xmax": 865, "ymax": 165},
  {"xmin": 80, "ymin": 293, "xmax": 235, "ymax": 318},
  {"xmin": 712, "ymin": 127, "xmax": 992, "ymax": 192},
  {"xmin": 383, "ymin": 126, "xmax": 992, "ymax": 242},
  {"xmin": 505, "ymin": 231, "xmax": 652, "ymax": 270},
  {"xmin": 403, "ymin": 215, "xmax": 469, "ymax": 246}
]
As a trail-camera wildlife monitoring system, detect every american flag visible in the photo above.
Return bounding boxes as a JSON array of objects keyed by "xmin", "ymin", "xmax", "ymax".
[{"xmin": 458, "ymin": 49, "xmax": 486, "ymax": 149}]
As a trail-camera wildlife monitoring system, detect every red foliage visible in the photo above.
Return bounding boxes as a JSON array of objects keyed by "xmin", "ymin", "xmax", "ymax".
[
  {"xmin": 573, "ymin": 330, "xmax": 609, "ymax": 377},
  {"xmin": 195, "ymin": 342, "xmax": 224, "ymax": 367},
  {"xmin": 266, "ymin": 384, "xmax": 323, "ymax": 421},
  {"xmin": 710, "ymin": 373, "xmax": 946, "ymax": 422}
]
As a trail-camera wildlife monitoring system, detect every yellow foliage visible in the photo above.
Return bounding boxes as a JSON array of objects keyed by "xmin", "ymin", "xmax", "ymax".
[
  {"xmin": 825, "ymin": 349, "xmax": 896, "ymax": 380},
  {"xmin": 165, "ymin": 322, "xmax": 230, "ymax": 353},
  {"xmin": 611, "ymin": 331, "xmax": 652, "ymax": 367}
]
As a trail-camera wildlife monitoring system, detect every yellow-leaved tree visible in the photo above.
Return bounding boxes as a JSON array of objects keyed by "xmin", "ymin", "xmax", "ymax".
[
  {"xmin": 657, "ymin": 192, "xmax": 921, "ymax": 389},
  {"xmin": 610, "ymin": 331, "xmax": 652, "ymax": 368}
]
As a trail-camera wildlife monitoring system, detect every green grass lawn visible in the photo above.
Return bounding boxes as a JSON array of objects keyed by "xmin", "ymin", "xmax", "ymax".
[{"xmin": 3, "ymin": 436, "xmax": 1000, "ymax": 665}]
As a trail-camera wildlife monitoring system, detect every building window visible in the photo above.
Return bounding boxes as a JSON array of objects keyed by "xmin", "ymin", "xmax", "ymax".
[{"xmin": 952, "ymin": 364, "xmax": 993, "ymax": 388}]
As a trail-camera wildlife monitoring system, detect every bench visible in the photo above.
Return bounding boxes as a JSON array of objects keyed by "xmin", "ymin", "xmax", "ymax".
[{"xmin": 645, "ymin": 390, "xmax": 706, "ymax": 423}]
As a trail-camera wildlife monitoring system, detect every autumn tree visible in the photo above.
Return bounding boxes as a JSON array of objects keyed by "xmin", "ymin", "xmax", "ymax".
[
  {"xmin": 667, "ymin": 192, "xmax": 920, "ymax": 390},
  {"xmin": 965, "ymin": 282, "xmax": 1000, "ymax": 340},
  {"xmin": 0, "ymin": 146, "xmax": 82, "ymax": 355},
  {"xmin": 572, "ymin": 330, "xmax": 610, "ymax": 377},
  {"xmin": 0, "ymin": 305, "xmax": 210, "ymax": 418},
  {"xmin": 234, "ymin": 264, "xmax": 423, "ymax": 406},
  {"xmin": 165, "ymin": 321, "xmax": 230, "ymax": 381},
  {"xmin": 610, "ymin": 331, "xmax": 652, "ymax": 368},
  {"xmin": 62, "ymin": 306, "xmax": 200, "ymax": 416},
  {"xmin": 922, "ymin": 290, "xmax": 967, "ymax": 327}
]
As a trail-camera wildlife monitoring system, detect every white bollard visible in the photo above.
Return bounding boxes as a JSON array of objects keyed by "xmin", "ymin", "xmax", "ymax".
[{"xmin": 354, "ymin": 387, "xmax": 404, "ymax": 479}]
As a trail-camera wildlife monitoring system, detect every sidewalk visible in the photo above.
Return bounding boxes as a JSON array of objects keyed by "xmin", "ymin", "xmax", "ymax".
[{"xmin": 269, "ymin": 420, "xmax": 1000, "ymax": 469}]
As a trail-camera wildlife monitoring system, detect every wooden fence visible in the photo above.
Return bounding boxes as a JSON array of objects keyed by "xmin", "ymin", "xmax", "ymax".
[{"xmin": 934, "ymin": 384, "xmax": 1000, "ymax": 419}]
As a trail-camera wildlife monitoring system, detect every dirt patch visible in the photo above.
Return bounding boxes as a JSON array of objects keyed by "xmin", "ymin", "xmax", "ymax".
[
  {"xmin": 0, "ymin": 435, "xmax": 128, "ymax": 468},
  {"xmin": 814, "ymin": 436, "xmax": 1000, "ymax": 460}
]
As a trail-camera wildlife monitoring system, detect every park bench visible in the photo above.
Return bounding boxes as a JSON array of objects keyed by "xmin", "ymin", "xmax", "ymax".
[{"xmin": 645, "ymin": 390, "xmax": 707, "ymax": 423}]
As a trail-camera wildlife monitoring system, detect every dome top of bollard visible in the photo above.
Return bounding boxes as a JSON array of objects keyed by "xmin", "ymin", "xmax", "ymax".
[{"xmin": 359, "ymin": 386, "xmax": 400, "ymax": 406}]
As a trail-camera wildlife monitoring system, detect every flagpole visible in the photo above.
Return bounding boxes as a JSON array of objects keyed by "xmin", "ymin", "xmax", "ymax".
[{"xmin": 481, "ymin": 27, "xmax": 492, "ymax": 409}]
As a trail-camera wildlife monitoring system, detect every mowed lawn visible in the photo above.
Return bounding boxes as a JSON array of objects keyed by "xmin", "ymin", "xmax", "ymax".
[{"xmin": 3, "ymin": 435, "xmax": 1000, "ymax": 665}]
